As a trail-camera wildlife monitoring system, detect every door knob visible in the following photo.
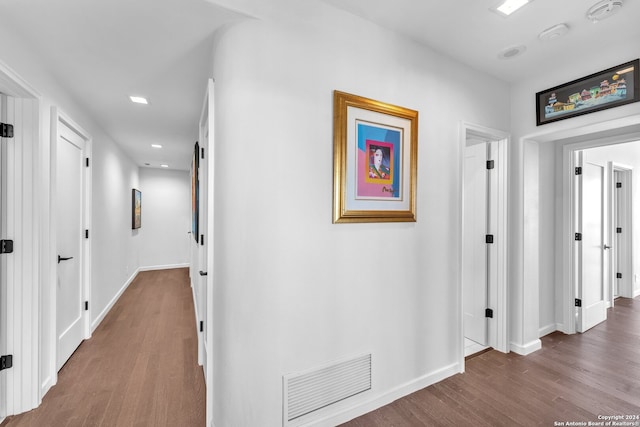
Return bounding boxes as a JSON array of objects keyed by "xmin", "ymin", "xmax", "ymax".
[
  {"xmin": 603, "ymin": 245, "xmax": 611, "ymax": 250},
  {"xmin": 58, "ymin": 255, "xmax": 74, "ymax": 263}
]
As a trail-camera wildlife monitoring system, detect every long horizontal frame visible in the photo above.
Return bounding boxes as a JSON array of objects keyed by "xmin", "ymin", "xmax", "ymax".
[
  {"xmin": 536, "ymin": 59, "xmax": 640, "ymax": 126},
  {"xmin": 333, "ymin": 91, "xmax": 418, "ymax": 223}
]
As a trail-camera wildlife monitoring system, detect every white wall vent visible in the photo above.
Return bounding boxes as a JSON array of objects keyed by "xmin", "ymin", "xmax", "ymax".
[{"xmin": 283, "ymin": 353, "xmax": 372, "ymax": 425}]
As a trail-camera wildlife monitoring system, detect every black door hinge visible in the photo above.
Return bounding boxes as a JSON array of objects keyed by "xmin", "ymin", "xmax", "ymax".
[
  {"xmin": 86, "ymin": 157, "xmax": 90, "ymax": 167},
  {"xmin": 485, "ymin": 308, "xmax": 494, "ymax": 318},
  {"xmin": 575, "ymin": 233, "xmax": 582, "ymax": 241},
  {"xmin": 575, "ymin": 298, "xmax": 582, "ymax": 307},
  {"xmin": 486, "ymin": 160, "xmax": 495, "ymax": 170},
  {"xmin": 616, "ymin": 182, "xmax": 622, "ymax": 188},
  {"xmin": 85, "ymin": 229, "xmax": 89, "ymax": 239},
  {"xmin": 0, "ymin": 240, "xmax": 13, "ymax": 254},
  {"xmin": 617, "ymin": 227, "xmax": 622, "ymax": 234},
  {"xmin": 0, "ymin": 355, "xmax": 12, "ymax": 371},
  {"xmin": 84, "ymin": 301, "xmax": 89, "ymax": 311},
  {"xmin": 575, "ymin": 167, "xmax": 582, "ymax": 175},
  {"xmin": 1, "ymin": 123, "xmax": 14, "ymax": 138},
  {"xmin": 485, "ymin": 234, "xmax": 494, "ymax": 244},
  {"xmin": 200, "ymin": 235, "xmax": 204, "ymax": 246},
  {"xmin": 201, "ymin": 147, "xmax": 205, "ymax": 159},
  {"xmin": 617, "ymin": 273, "xmax": 622, "ymax": 279},
  {"xmin": 200, "ymin": 321, "xmax": 204, "ymax": 332}
]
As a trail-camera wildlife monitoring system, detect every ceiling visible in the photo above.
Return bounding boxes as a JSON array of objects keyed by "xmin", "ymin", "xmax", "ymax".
[{"xmin": 2, "ymin": 0, "xmax": 639, "ymax": 170}]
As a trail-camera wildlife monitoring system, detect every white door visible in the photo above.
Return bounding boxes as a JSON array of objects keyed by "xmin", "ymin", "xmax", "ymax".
[
  {"xmin": 463, "ymin": 142, "xmax": 488, "ymax": 345},
  {"xmin": 198, "ymin": 121, "xmax": 209, "ymax": 377},
  {"xmin": 56, "ymin": 121, "xmax": 86, "ymax": 370},
  {"xmin": 575, "ymin": 157, "xmax": 607, "ymax": 333}
]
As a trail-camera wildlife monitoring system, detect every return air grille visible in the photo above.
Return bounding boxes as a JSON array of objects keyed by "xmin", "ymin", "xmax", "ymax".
[{"xmin": 283, "ymin": 353, "xmax": 372, "ymax": 424}]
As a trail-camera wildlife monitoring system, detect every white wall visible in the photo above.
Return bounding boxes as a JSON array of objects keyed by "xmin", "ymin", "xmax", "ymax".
[
  {"xmin": 139, "ymin": 168, "xmax": 190, "ymax": 269},
  {"xmin": 0, "ymin": 23, "xmax": 142, "ymax": 401},
  {"xmin": 210, "ymin": 2, "xmax": 511, "ymax": 425},
  {"xmin": 509, "ymin": 37, "xmax": 640, "ymax": 339}
]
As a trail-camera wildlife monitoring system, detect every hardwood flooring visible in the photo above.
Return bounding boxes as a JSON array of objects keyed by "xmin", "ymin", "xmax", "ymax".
[
  {"xmin": 342, "ymin": 296, "xmax": 640, "ymax": 426},
  {"xmin": 1, "ymin": 268, "xmax": 205, "ymax": 427}
]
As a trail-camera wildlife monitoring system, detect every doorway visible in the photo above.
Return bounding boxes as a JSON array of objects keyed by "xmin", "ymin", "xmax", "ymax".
[{"xmin": 459, "ymin": 123, "xmax": 509, "ymax": 363}]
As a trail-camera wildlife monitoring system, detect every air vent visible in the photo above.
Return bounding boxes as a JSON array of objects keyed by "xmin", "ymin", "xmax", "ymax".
[
  {"xmin": 283, "ymin": 354, "xmax": 372, "ymax": 425},
  {"xmin": 587, "ymin": 0, "xmax": 623, "ymax": 23}
]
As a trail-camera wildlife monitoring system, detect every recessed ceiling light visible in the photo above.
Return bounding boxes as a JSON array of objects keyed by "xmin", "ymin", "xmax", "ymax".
[
  {"xmin": 160, "ymin": 164, "xmax": 169, "ymax": 168},
  {"xmin": 129, "ymin": 96, "xmax": 148, "ymax": 105},
  {"xmin": 586, "ymin": 0, "xmax": 623, "ymax": 23},
  {"xmin": 151, "ymin": 144, "xmax": 162, "ymax": 148},
  {"xmin": 494, "ymin": 0, "xmax": 530, "ymax": 16},
  {"xmin": 497, "ymin": 45, "xmax": 527, "ymax": 60},
  {"xmin": 538, "ymin": 23, "xmax": 570, "ymax": 41}
]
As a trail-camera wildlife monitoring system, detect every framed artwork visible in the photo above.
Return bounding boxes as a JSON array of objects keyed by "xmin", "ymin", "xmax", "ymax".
[
  {"xmin": 132, "ymin": 189, "xmax": 141, "ymax": 229},
  {"xmin": 191, "ymin": 141, "xmax": 199, "ymax": 242},
  {"xmin": 536, "ymin": 59, "xmax": 639, "ymax": 126},
  {"xmin": 333, "ymin": 91, "xmax": 418, "ymax": 223}
]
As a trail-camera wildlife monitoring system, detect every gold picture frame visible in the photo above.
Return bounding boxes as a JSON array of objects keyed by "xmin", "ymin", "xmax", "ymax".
[{"xmin": 333, "ymin": 91, "xmax": 418, "ymax": 223}]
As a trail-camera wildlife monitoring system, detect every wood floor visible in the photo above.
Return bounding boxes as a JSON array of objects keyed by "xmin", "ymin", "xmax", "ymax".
[
  {"xmin": 342, "ymin": 296, "xmax": 640, "ymax": 426},
  {"xmin": 1, "ymin": 268, "xmax": 205, "ymax": 427}
]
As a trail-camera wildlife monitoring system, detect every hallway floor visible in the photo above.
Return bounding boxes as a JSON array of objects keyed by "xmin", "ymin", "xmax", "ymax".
[{"xmin": 1, "ymin": 268, "xmax": 205, "ymax": 427}]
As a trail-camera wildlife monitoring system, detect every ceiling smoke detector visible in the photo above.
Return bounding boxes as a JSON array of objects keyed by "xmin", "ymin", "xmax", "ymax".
[
  {"xmin": 538, "ymin": 23, "xmax": 570, "ymax": 41},
  {"xmin": 587, "ymin": 0, "xmax": 623, "ymax": 23}
]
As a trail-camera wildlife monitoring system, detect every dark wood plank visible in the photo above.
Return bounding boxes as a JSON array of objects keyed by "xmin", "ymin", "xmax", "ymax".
[
  {"xmin": 342, "ymin": 296, "xmax": 640, "ymax": 426},
  {"xmin": 1, "ymin": 268, "xmax": 205, "ymax": 427}
]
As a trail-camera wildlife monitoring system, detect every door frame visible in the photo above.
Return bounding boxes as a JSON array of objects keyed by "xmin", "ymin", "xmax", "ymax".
[
  {"xmin": 458, "ymin": 122, "xmax": 509, "ymax": 370},
  {"xmin": 609, "ymin": 163, "xmax": 633, "ymax": 302},
  {"xmin": 49, "ymin": 107, "xmax": 92, "ymax": 386},
  {"xmin": 0, "ymin": 60, "xmax": 42, "ymax": 418}
]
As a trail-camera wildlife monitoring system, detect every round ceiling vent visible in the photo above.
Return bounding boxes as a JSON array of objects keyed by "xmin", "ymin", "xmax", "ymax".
[
  {"xmin": 538, "ymin": 23, "xmax": 570, "ymax": 41},
  {"xmin": 587, "ymin": 0, "xmax": 623, "ymax": 23},
  {"xmin": 497, "ymin": 45, "xmax": 527, "ymax": 60}
]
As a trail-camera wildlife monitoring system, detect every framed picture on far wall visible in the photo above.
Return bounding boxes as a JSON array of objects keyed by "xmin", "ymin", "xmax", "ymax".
[
  {"xmin": 132, "ymin": 189, "xmax": 142, "ymax": 229},
  {"xmin": 536, "ymin": 59, "xmax": 640, "ymax": 126},
  {"xmin": 191, "ymin": 141, "xmax": 199, "ymax": 242},
  {"xmin": 332, "ymin": 90, "xmax": 418, "ymax": 223}
]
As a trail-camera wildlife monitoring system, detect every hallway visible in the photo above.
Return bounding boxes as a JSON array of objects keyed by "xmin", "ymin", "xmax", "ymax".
[{"xmin": 1, "ymin": 268, "xmax": 205, "ymax": 427}]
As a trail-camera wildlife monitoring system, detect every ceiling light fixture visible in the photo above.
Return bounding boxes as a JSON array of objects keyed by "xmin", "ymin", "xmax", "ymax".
[
  {"xmin": 160, "ymin": 164, "xmax": 169, "ymax": 168},
  {"xmin": 494, "ymin": 0, "xmax": 530, "ymax": 16},
  {"xmin": 586, "ymin": 0, "xmax": 623, "ymax": 23},
  {"xmin": 151, "ymin": 144, "xmax": 162, "ymax": 148},
  {"xmin": 538, "ymin": 23, "xmax": 570, "ymax": 41},
  {"xmin": 129, "ymin": 96, "xmax": 148, "ymax": 105}
]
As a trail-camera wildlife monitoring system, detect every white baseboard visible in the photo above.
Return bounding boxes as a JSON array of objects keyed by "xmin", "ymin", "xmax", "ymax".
[
  {"xmin": 510, "ymin": 339, "xmax": 542, "ymax": 355},
  {"xmin": 301, "ymin": 362, "xmax": 461, "ymax": 427},
  {"xmin": 91, "ymin": 268, "xmax": 140, "ymax": 333},
  {"xmin": 139, "ymin": 263, "xmax": 189, "ymax": 272},
  {"xmin": 538, "ymin": 323, "xmax": 556, "ymax": 338},
  {"xmin": 40, "ymin": 375, "xmax": 53, "ymax": 399}
]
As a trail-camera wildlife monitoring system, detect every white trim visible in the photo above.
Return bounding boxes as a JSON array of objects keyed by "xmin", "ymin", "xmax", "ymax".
[
  {"xmin": 458, "ymin": 122, "xmax": 510, "ymax": 371},
  {"xmin": 301, "ymin": 362, "xmax": 461, "ymax": 427},
  {"xmin": 610, "ymin": 164, "xmax": 633, "ymax": 299},
  {"xmin": 139, "ymin": 263, "xmax": 189, "ymax": 272},
  {"xmin": 510, "ymin": 339, "xmax": 542, "ymax": 355},
  {"xmin": 91, "ymin": 268, "xmax": 140, "ymax": 332},
  {"xmin": 538, "ymin": 323, "xmax": 556, "ymax": 337}
]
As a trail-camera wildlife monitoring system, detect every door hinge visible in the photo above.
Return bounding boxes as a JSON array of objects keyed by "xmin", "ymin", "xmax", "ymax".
[
  {"xmin": 0, "ymin": 123, "xmax": 14, "ymax": 138},
  {"xmin": 201, "ymin": 147, "xmax": 205, "ymax": 159},
  {"xmin": 486, "ymin": 160, "xmax": 495, "ymax": 170},
  {"xmin": 575, "ymin": 233, "xmax": 582, "ymax": 241},
  {"xmin": 575, "ymin": 166, "xmax": 582, "ymax": 175},
  {"xmin": 617, "ymin": 273, "xmax": 622, "ymax": 279},
  {"xmin": 86, "ymin": 157, "xmax": 90, "ymax": 167},
  {"xmin": 485, "ymin": 234, "xmax": 494, "ymax": 244},
  {"xmin": 616, "ymin": 182, "xmax": 622, "ymax": 188},
  {"xmin": 617, "ymin": 227, "xmax": 622, "ymax": 234},
  {"xmin": 575, "ymin": 298, "xmax": 582, "ymax": 307},
  {"xmin": 84, "ymin": 301, "xmax": 89, "ymax": 311},
  {"xmin": 1, "ymin": 240, "xmax": 13, "ymax": 254},
  {"xmin": 200, "ymin": 235, "xmax": 204, "ymax": 246},
  {"xmin": 0, "ymin": 355, "xmax": 12, "ymax": 371},
  {"xmin": 485, "ymin": 308, "xmax": 494, "ymax": 318},
  {"xmin": 85, "ymin": 229, "xmax": 89, "ymax": 239},
  {"xmin": 199, "ymin": 321, "xmax": 204, "ymax": 332}
]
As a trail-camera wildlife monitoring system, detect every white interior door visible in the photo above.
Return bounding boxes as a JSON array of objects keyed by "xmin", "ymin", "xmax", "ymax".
[
  {"xmin": 576, "ymin": 157, "xmax": 607, "ymax": 333},
  {"xmin": 56, "ymin": 121, "xmax": 86, "ymax": 370},
  {"xmin": 199, "ymin": 121, "xmax": 209, "ymax": 378},
  {"xmin": 463, "ymin": 142, "xmax": 488, "ymax": 345}
]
